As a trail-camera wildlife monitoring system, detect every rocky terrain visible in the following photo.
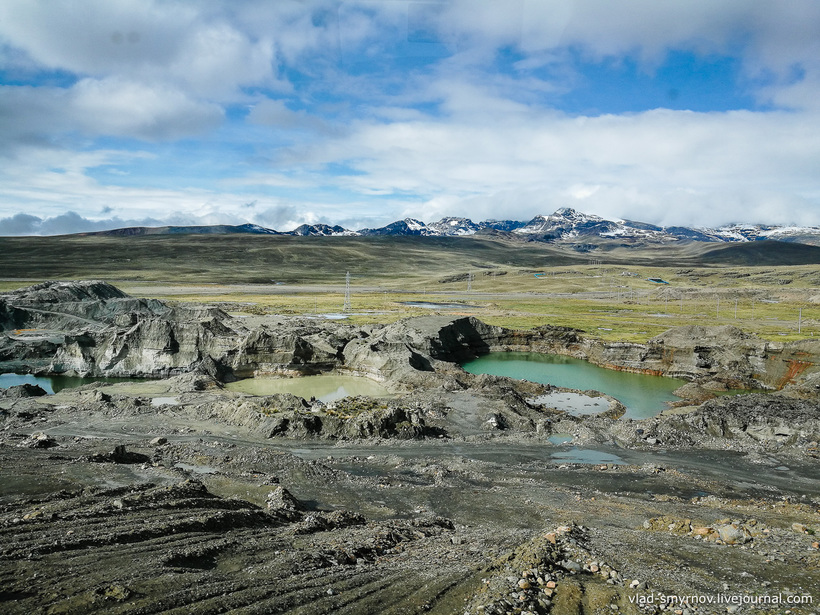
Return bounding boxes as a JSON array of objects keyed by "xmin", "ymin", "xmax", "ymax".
[{"xmin": 1, "ymin": 281, "xmax": 818, "ymax": 614}]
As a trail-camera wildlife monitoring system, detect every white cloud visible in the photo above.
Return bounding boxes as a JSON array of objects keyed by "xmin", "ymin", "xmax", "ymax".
[
  {"xmin": 0, "ymin": 145, "xmax": 380, "ymax": 234},
  {"xmin": 247, "ymin": 99, "xmax": 329, "ymax": 132},
  {"xmin": 0, "ymin": 0, "xmax": 283, "ymax": 99},
  {"xmin": 0, "ymin": 0, "xmax": 192, "ymax": 75},
  {"xmin": 1, "ymin": 1, "xmax": 820, "ymax": 231},
  {"xmin": 72, "ymin": 78, "xmax": 224, "ymax": 140},
  {"xmin": 0, "ymin": 213, "xmax": 43, "ymax": 235},
  {"xmin": 289, "ymin": 99, "xmax": 820, "ymax": 226},
  {"xmin": 0, "ymin": 211, "xmax": 162, "ymax": 236},
  {"xmin": 0, "ymin": 79, "xmax": 223, "ymax": 148},
  {"xmin": 431, "ymin": 1, "xmax": 820, "ymax": 111}
]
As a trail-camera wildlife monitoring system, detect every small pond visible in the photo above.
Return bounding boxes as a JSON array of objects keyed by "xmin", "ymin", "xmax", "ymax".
[
  {"xmin": 225, "ymin": 374, "xmax": 393, "ymax": 403},
  {"xmin": 0, "ymin": 373, "xmax": 141, "ymax": 395},
  {"xmin": 461, "ymin": 352, "xmax": 687, "ymax": 419},
  {"xmin": 528, "ymin": 391, "xmax": 610, "ymax": 416},
  {"xmin": 551, "ymin": 447, "xmax": 624, "ymax": 465}
]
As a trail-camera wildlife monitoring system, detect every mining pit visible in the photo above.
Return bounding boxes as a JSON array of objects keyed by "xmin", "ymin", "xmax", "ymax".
[{"xmin": 1, "ymin": 281, "xmax": 818, "ymax": 614}]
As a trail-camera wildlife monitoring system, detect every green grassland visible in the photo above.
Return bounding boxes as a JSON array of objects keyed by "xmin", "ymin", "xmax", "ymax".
[
  {"xmin": 0, "ymin": 234, "xmax": 581, "ymax": 285},
  {"xmin": 1, "ymin": 234, "xmax": 819, "ymax": 343},
  {"xmin": 125, "ymin": 266, "xmax": 820, "ymax": 342}
]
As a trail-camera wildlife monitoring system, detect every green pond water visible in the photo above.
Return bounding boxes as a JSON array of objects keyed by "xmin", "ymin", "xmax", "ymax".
[
  {"xmin": 461, "ymin": 352, "xmax": 687, "ymax": 419},
  {"xmin": 226, "ymin": 374, "xmax": 393, "ymax": 402},
  {"xmin": 0, "ymin": 373, "xmax": 140, "ymax": 395}
]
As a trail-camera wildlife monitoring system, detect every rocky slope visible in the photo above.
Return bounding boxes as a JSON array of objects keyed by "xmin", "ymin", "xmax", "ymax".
[{"xmin": 0, "ymin": 281, "xmax": 244, "ymax": 377}]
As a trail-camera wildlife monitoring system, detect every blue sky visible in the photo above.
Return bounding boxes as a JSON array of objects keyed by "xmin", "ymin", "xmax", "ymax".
[{"xmin": 1, "ymin": 0, "xmax": 820, "ymax": 235}]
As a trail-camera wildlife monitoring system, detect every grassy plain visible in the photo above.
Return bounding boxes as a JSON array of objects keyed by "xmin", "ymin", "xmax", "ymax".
[{"xmin": 2, "ymin": 234, "xmax": 820, "ymax": 343}]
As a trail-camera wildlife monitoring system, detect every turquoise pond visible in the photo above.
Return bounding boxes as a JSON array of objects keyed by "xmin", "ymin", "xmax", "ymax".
[{"xmin": 461, "ymin": 352, "xmax": 687, "ymax": 419}]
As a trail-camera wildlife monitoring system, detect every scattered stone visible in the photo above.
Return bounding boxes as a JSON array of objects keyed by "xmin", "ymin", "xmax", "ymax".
[
  {"xmin": 716, "ymin": 524, "xmax": 750, "ymax": 545},
  {"xmin": 95, "ymin": 583, "xmax": 132, "ymax": 602},
  {"xmin": 88, "ymin": 445, "xmax": 150, "ymax": 464},
  {"xmin": 266, "ymin": 486, "xmax": 305, "ymax": 513},
  {"xmin": 20, "ymin": 432, "xmax": 57, "ymax": 449},
  {"xmin": 562, "ymin": 560, "xmax": 581, "ymax": 572}
]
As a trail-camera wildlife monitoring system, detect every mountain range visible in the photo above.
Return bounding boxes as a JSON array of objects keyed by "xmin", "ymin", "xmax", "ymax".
[{"xmin": 85, "ymin": 208, "xmax": 820, "ymax": 248}]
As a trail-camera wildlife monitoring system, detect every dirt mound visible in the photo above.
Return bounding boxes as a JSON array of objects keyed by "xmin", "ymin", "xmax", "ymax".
[{"xmin": 2, "ymin": 280, "xmax": 129, "ymax": 304}]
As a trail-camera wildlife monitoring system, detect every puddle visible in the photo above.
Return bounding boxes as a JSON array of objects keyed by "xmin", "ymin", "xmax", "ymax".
[
  {"xmin": 550, "ymin": 447, "xmax": 623, "ymax": 465},
  {"xmin": 151, "ymin": 397, "xmax": 180, "ymax": 407},
  {"xmin": 548, "ymin": 434, "xmax": 573, "ymax": 445},
  {"xmin": 174, "ymin": 462, "xmax": 219, "ymax": 475},
  {"xmin": 529, "ymin": 392, "xmax": 610, "ymax": 416}
]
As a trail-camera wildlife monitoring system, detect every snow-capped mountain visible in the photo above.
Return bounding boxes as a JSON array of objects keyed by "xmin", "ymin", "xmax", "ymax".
[
  {"xmin": 86, "ymin": 209, "xmax": 820, "ymax": 246},
  {"xmin": 234, "ymin": 223, "xmax": 279, "ymax": 235},
  {"xmin": 426, "ymin": 217, "xmax": 480, "ymax": 236},
  {"xmin": 359, "ymin": 218, "xmax": 433, "ymax": 236},
  {"xmin": 513, "ymin": 208, "xmax": 622, "ymax": 238},
  {"xmin": 710, "ymin": 223, "xmax": 820, "ymax": 243},
  {"xmin": 479, "ymin": 219, "xmax": 529, "ymax": 232},
  {"xmin": 289, "ymin": 224, "xmax": 355, "ymax": 236}
]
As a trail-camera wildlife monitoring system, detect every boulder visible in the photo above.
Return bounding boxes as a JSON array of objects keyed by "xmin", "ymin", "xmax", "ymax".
[{"xmin": 715, "ymin": 524, "xmax": 750, "ymax": 544}]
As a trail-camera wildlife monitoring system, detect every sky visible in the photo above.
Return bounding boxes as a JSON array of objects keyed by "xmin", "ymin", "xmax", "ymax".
[{"xmin": 1, "ymin": 0, "xmax": 820, "ymax": 235}]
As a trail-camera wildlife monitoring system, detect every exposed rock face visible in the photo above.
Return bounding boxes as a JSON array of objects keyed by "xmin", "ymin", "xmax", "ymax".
[
  {"xmin": 580, "ymin": 325, "xmax": 766, "ymax": 383},
  {"xmin": 341, "ymin": 316, "xmax": 499, "ymax": 380},
  {"xmin": 682, "ymin": 394, "xmax": 820, "ymax": 445},
  {"xmin": 0, "ymin": 280, "xmax": 167, "ymax": 331},
  {"xmin": 601, "ymin": 392, "xmax": 820, "ymax": 453},
  {"xmin": 228, "ymin": 324, "xmax": 357, "ymax": 376},
  {"xmin": 574, "ymin": 325, "xmax": 820, "ymax": 391},
  {"xmin": 1, "ymin": 281, "xmax": 244, "ymax": 377}
]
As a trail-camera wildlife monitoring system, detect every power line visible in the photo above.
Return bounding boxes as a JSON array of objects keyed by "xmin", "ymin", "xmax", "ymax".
[{"xmin": 343, "ymin": 271, "xmax": 351, "ymax": 312}]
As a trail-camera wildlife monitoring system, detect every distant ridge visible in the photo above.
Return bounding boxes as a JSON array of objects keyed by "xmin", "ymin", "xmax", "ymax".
[
  {"xmin": 85, "ymin": 223, "xmax": 280, "ymax": 237},
  {"xmin": 81, "ymin": 208, "xmax": 820, "ymax": 248},
  {"xmin": 699, "ymin": 240, "xmax": 820, "ymax": 265}
]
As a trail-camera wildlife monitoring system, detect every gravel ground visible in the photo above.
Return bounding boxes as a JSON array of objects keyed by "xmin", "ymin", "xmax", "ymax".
[{"xmin": 1, "ymin": 385, "xmax": 818, "ymax": 615}]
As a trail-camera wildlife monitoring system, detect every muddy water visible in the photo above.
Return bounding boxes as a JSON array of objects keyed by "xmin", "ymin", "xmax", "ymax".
[
  {"xmin": 225, "ymin": 374, "xmax": 394, "ymax": 402},
  {"xmin": 528, "ymin": 391, "xmax": 611, "ymax": 416},
  {"xmin": 462, "ymin": 352, "xmax": 687, "ymax": 419},
  {"xmin": 0, "ymin": 373, "xmax": 140, "ymax": 394}
]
